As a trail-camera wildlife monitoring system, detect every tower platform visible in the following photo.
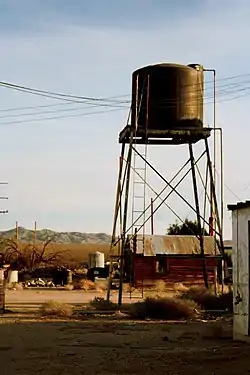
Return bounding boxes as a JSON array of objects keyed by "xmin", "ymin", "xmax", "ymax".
[{"xmin": 119, "ymin": 126, "xmax": 212, "ymax": 145}]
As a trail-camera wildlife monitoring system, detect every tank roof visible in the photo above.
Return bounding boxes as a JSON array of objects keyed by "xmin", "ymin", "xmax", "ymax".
[{"xmin": 133, "ymin": 63, "xmax": 198, "ymax": 74}]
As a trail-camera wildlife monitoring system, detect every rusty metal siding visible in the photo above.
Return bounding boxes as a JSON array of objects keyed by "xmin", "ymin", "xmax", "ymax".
[{"xmin": 133, "ymin": 255, "xmax": 219, "ymax": 287}]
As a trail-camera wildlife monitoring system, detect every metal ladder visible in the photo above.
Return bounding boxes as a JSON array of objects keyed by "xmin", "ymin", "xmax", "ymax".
[{"xmin": 131, "ymin": 143, "xmax": 148, "ymax": 254}]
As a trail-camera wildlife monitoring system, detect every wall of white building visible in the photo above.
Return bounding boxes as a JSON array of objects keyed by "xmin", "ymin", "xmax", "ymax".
[{"xmin": 231, "ymin": 207, "xmax": 250, "ymax": 340}]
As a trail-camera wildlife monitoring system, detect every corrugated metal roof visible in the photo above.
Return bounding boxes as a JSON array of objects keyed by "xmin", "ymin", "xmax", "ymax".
[{"xmin": 129, "ymin": 235, "xmax": 219, "ymax": 256}]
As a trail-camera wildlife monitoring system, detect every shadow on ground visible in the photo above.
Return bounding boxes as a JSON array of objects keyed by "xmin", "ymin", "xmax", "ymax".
[{"xmin": 0, "ymin": 312, "xmax": 249, "ymax": 375}]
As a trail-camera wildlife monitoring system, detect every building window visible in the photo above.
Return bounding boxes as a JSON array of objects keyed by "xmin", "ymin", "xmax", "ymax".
[{"xmin": 155, "ymin": 257, "xmax": 166, "ymax": 274}]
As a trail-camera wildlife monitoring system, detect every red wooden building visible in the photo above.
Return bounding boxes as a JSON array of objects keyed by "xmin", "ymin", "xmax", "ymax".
[{"xmin": 124, "ymin": 235, "xmax": 221, "ymax": 287}]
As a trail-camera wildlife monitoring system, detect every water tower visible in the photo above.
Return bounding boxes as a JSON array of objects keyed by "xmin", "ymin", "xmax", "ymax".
[{"xmin": 107, "ymin": 63, "xmax": 224, "ymax": 305}]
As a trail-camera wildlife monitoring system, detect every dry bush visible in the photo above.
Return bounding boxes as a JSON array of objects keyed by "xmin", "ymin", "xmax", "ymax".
[
  {"xmin": 73, "ymin": 279, "xmax": 95, "ymax": 291},
  {"xmin": 179, "ymin": 286, "xmax": 233, "ymax": 311},
  {"xmin": 123, "ymin": 283, "xmax": 135, "ymax": 293},
  {"xmin": 89, "ymin": 297, "xmax": 117, "ymax": 311},
  {"xmin": 39, "ymin": 300, "xmax": 74, "ymax": 317},
  {"xmin": 153, "ymin": 280, "xmax": 167, "ymax": 292},
  {"xmin": 13, "ymin": 282, "xmax": 23, "ymax": 291},
  {"xmin": 74, "ymin": 268, "xmax": 88, "ymax": 276},
  {"xmin": 173, "ymin": 282, "xmax": 188, "ymax": 293},
  {"xmin": 129, "ymin": 296, "xmax": 198, "ymax": 320},
  {"xmin": 6, "ymin": 282, "xmax": 23, "ymax": 290},
  {"xmin": 64, "ymin": 284, "xmax": 74, "ymax": 291},
  {"xmin": 95, "ymin": 281, "xmax": 107, "ymax": 292}
]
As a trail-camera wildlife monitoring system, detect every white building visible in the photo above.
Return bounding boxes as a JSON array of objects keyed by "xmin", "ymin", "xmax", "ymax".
[{"xmin": 228, "ymin": 201, "xmax": 250, "ymax": 341}]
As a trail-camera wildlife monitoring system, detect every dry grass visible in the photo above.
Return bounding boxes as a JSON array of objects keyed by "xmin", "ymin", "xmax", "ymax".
[
  {"xmin": 73, "ymin": 279, "xmax": 96, "ymax": 291},
  {"xmin": 39, "ymin": 300, "xmax": 74, "ymax": 317},
  {"xmin": 153, "ymin": 280, "xmax": 167, "ymax": 292},
  {"xmin": 95, "ymin": 281, "xmax": 108, "ymax": 292},
  {"xmin": 129, "ymin": 296, "xmax": 199, "ymax": 320},
  {"xmin": 89, "ymin": 297, "xmax": 117, "ymax": 311},
  {"xmin": 173, "ymin": 282, "xmax": 188, "ymax": 292},
  {"xmin": 123, "ymin": 283, "xmax": 135, "ymax": 293},
  {"xmin": 64, "ymin": 284, "xmax": 74, "ymax": 290},
  {"xmin": 179, "ymin": 286, "xmax": 233, "ymax": 312},
  {"xmin": 7, "ymin": 282, "xmax": 24, "ymax": 291}
]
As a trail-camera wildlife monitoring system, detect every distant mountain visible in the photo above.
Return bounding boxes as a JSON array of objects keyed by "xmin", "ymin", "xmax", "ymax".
[{"xmin": 0, "ymin": 227, "xmax": 111, "ymax": 244}]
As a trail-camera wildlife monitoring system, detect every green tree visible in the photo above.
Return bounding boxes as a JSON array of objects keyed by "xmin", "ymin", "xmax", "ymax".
[{"xmin": 167, "ymin": 218, "xmax": 209, "ymax": 236}]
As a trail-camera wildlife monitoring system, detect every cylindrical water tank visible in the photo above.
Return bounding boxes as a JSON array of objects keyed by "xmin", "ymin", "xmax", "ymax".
[
  {"xmin": 131, "ymin": 63, "xmax": 204, "ymax": 130},
  {"xmin": 7, "ymin": 270, "xmax": 18, "ymax": 284},
  {"xmin": 88, "ymin": 251, "xmax": 105, "ymax": 269}
]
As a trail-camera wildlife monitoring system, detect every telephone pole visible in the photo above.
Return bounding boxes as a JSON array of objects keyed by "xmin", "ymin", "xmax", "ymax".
[{"xmin": 0, "ymin": 182, "xmax": 8, "ymax": 314}]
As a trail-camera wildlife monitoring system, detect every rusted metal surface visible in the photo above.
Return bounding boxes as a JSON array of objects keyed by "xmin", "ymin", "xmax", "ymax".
[
  {"xmin": 133, "ymin": 255, "xmax": 220, "ymax": 287},
  {"xmin": 130, "ymin": 235, "xmax": 219, "ymax": 256}
]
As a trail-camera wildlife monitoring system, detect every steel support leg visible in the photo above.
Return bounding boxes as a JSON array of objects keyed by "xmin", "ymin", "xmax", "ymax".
[
  {"xmin": 118, "ymin": 130, "xmax": 134, "ymax": 307},
  {"xmin": 106, "ymin": 143, "xmax": 125, "ymax": 302},
  {"xmin": 189, "ymin": 143, "xmax": 208, "ymax": 288}
]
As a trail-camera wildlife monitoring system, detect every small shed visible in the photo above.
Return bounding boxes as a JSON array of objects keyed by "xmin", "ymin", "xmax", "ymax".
[
  {"xmin": 124, "ymin": 234, "xmax": 221, "ymax": 287},
  {"xmin": 228, "ymin": 200, "xmax": 250, "ymax": 341}
]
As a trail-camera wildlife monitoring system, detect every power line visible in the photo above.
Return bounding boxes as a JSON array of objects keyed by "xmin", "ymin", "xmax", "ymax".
[
  {"xmin": 0, "ymin": 107, "xmax": 128, "ymax": 126},
  {"xmin": 1, "ymin": 77, "xmax": 250, "ymax": 111},
  {"xmin": 0, "ymin": 81, "xmax": 130, "ymax": 104},
  {"xmin": 0, "ymin": 83, "xmax": 248, "ymax": 123},
  {"xmin": 0, "ymin": 87, "xmax": 248, "ymax": 126},
  {"xmin": 1, "ymin": 71, "xmax": 250, "ymax": 107},
  {"xmin": 0, "ymin": 72, "xmax": 250, "ymax": 125},
  {"xmin": 0, "ymin": 102, "xmax": 128, "ymax": 120}
]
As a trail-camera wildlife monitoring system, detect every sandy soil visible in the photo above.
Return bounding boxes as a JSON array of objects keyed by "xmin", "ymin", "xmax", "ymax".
[
  {"xmin": 5, "ymin": 289, "xmax": 143, "ymax": 312},
  {"xmin": 1, "ymin": 289, "xmax": 250, "ymax": 374}
]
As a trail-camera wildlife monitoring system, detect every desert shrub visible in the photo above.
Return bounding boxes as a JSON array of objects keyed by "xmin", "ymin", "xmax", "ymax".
[
  {"xmin": 94, "ymin": 281, "xmax": 107, "ymax": 292},
  {"xmin": 123, "ymin": 283, "xmax": 135, "ymax": 293},
  {"xmin": 64, "ymin": 284, "xmax": 74, "ymax": 291},
  {"xmin": 179, "ymin": 286, "xmax": 233, "ymax": 311},
  {"xmin": 39, "ymin": 300, "xmax": 74, "ymax": 317},
  {"xmin": 153, "ymin": 280, "xmax": 167, "ymax": 292},
  {"xmin": 73, "ymin": 279, "xmax": 95, "ymax": 291},
  {"xmin": 173, "ymin": 282, "xmax": 188, "ymax": 292},
  {"xmin": 129, "ymin": 296, "xmax": 198, "ymax": 320},
  {"xmin": 89, "ymin": 297, "xmax": 117, "ymax": 311},
  {"xmin": 74, "ymin": 268, "xmax": 88, "ymax": 276}
]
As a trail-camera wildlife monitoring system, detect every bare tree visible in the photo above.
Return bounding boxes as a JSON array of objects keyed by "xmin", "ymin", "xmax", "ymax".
[{"xmin": 0, "ymin": 238, "xmax": 69, "ymax": 271}]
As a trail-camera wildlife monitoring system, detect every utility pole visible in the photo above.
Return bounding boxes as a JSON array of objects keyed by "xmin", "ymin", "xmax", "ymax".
[
  {"xmin": 34, "ymin": 220, "xmax": 37, "ymax": 244},
  {"xmin": 0, "ymin": 182, "xmax": 9, "ymax": 314}
]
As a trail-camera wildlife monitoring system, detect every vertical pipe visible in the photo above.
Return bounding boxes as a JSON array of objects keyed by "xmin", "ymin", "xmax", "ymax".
[
  {"xmin": 203, "ymin": 162, "xmax": 209, "ymax": 236},
  {"xmin": 150, "ymin": 198, "xmax": 154, "ymax": 235},
  {"xmin": 189, "ymin": 143, "xmax": 208, "ymax": 288},
  {"xmin": 220, "ymin": 129, "xmax": 224, "ymax": 240},
  {"xmin": 142, "ymin": 74, "xmax": 150, "ymax": 253},
  {"xmin": 205, "ymin": 138, "xmax": 223, "ymax": 248},
  {"xmin": 213, "ymin": 70, "xmax": 217, "ymax": 254}
]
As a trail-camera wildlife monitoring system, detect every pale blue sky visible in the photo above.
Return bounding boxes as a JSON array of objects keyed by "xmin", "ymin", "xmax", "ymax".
[{"xmin": 0, "ymin": 0, "xmax": 249, "ymax": 239}]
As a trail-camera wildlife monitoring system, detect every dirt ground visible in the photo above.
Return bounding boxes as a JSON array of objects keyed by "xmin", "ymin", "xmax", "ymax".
[{"xmin": 1, "ymin": 289, "xmax": 250, "ymax": 375}]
